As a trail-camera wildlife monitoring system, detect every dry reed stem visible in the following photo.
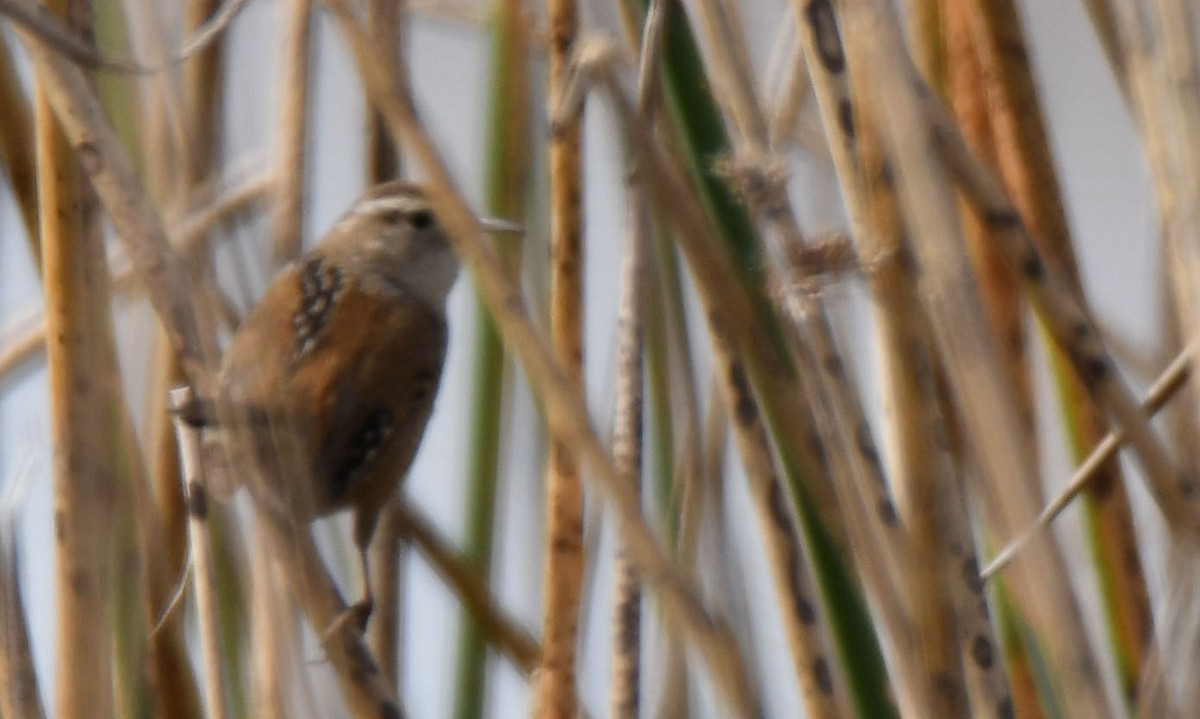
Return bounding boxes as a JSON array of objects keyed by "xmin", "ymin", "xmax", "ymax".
[
  {"xmin": 0, "ymin": 0, "xmax": 251, "ymax": 73},
  {"xmin": 148, "ymin": 8, "xmax": 231, "ymax": 701},
  {"xmin": 685, "ymin": 0, "xmax": 927, "ymax": 712},
  {"xmin": 963, "ymin": 0, "xmax": 1151, "ymax": 698},
  {"xmin": 0, "ymin": 32, "xmax": 39, "ymax": 258},
  {"xmin": 862, "ymin": 113, "xmax": 1010, "ymax": 719},
  {"xmin": 394, "ymin": 502, "xmax": 540, "ymax": 673},
  {"xmin": 322, "ymin": 4, "xmax": 760, "ymax": 714},
  {"xmin": 271, "ymin": 0, "xmax": 314, "ymax": 261},
  {"xmin": 712, "ymin": 306, "xmax": 848, "ymax": 718},
  {"xmin": 364, "ymin": 0, "xmax": 405, "ymax": 183},
  {"xmin": 14, "ymin": 0, "xmax": 219, "ymax": 390},
  {"xmin": 249, "ymin": 523, "xmax": 298, "ymax": 719},
  {"xmin": 34, "ymin": 2, "xmax": 119, "ymax": 712},
  {"xmin": 985, "ymin": 346, "xmax": 1193, "ymax": 578},
  {"xmin": 1142, "ymin": 0, "xmax": 1200, "ymax": 485},
  {"xmin": 789, "ymin": 6, "xmax": 1009, "ymax": 713},
  {"xmin": 768, "ymin": 39, "xmax": 812, "ymax": 152},
  {"xmin": 536, "ymin": 0, "xmax": 587, "ymax": 710},
  {"xmin": 607, "ymin": 185, "xmax": 649, "ymax": 719},
  {"xmin": 944, "ymin": 0, "xmax": 1035, "ymax": 453},
  {"xmin": 0, "ymin": 485, "xmax": 46, "ymax": 719},
  {"xmin": 366, "ymin": 508, "xmax": 404, "ymax": 683},
  {"xmin": 929, "ymin": 106, "xmax": 1200, "ymax": 540},
  {"xmin": 363, "ymin": 0, "xmax": 406, "ymax": 680},
  {"xmin": 170, "ymin": 388, "xmax": 230, "ymax": 719},
  {"xmin": 255, "ymin": 509, "xmax": 404, "ymax": 717},
  {"xmin": 838, "ymin": 2, "xmax": 1116, "ymax": 715},
  {"xmin": 940, "ymin": 9, "xmax": 1041, "ymax": 714}
]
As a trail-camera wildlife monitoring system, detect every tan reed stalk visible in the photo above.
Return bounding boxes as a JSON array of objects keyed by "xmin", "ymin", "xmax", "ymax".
[
  {"xmin": 367, "ymin": 507, "xmax": 405, "ymax": 686},
  {"xmin": 860, "ymin": 113, "xmax": 1014, "ymax": 719},
  {"xmin": 928, "ymin": 105, "xmax": 1200, "ymax": 539},
  {"xmin": 393, "ymin": 502, "xmax": 540, "ymax": 673},
  {"xmin": 768, "ymin": 40, "xmax": 811, "ymax": 151},
  {"xmin": 1139, "ymin": 0, "xmax": 1200, "ymax": 488},
  {"xmin": 683, "ymin": 0, "xmax": 937, "ymax": 712},
  {"xmin": 170, "ymin": 388, "xmax": 230, "ymax": 719},
  {"xmin": 150, "ymin": 4, "xmax": 235, "ymax": 712},
  {"xmin": 271, "ymin": 0, "xmax": 314, "ymax": 262},
  {"xmin": 364, "ymin": 0, "xmax": 405, "ymax": 183},
  {"xmin": 249, "ymin": 525, "xmax": 290, "ymax": 719},
  {"xmin": 362, "ymin": 0, "xmax": 405, "ymax": 681},
  {"xmin": 252, "ymin": 503, "xmax": 405, "ymax": 716},
  {"xmin": 939, "ymin": 6, "xmax": 1044, "ymax": 716},
  {"xmin": 838, "ymin": 1, "xmax": 1117, "ymax": 715},
  {"xmin": 0, "ymin": 32, "xmax": 38, "ymax": 260},
  {"xmin": 322, "ymin": 5, "xmax": 761, "ymax": 713},
  {"xmin": 535, "ymin": 0, "xmax": 588, "ymax": 710},
  {"xmin": 961, "ymin": 0, "xmax": 1152, "ymax": 702},
  {"xmin": 34, "ymin": 3, "xmax": 123, "ymax": 716}
]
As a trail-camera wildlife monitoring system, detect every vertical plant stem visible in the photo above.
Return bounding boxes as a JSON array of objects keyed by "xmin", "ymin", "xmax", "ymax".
[
  {"xmin": 170, "ymin": 389, "xmax": 229, "ymax": 719},
  {"xmin": 36, "ymin": 3, "xmax": 117, "ymax": 716},
  {"xmin": 962, "ymin": 0, "xmax": 1152, "ymax": 706},
  {"xmin": 607, "ymin": 188, "xmax": 648, "ymax": 719},
  {"xmin": 362, "ymin": 0, "xmax": 407, "ymax": 683},
  {"xmin": 939, "ymin": 5, "xmax": 1041, "ymax": 717},
  {"xmin": 364, "ymin": 0, "xmax": 405, "ymax": 183},
  {"xmin": 452, "ymin": 0, "xmax": 529, "ymax": 714},
  {"xmin": 271, "ymin": 0, "xmax": 313, "ymax": 262},
  {"xmin": 535, "ymin": 0, "xmax": 586, "ymax": 712}
]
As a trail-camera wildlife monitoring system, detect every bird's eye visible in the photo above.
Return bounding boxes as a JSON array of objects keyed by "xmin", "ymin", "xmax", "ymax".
[{"xmin": 407, "ymin": 210, "xmax": 435, "ymax": 230}]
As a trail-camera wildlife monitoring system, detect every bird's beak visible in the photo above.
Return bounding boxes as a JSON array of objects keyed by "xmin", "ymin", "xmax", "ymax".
[{"xmin": 478, "ymin": 217, "xmax": 525, "ymax": 235}]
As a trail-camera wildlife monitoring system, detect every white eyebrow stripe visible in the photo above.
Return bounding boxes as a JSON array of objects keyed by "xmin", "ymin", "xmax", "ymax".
[{"xmin": 352, "ymin": 195, "xmax": 428, "ymax": 218}]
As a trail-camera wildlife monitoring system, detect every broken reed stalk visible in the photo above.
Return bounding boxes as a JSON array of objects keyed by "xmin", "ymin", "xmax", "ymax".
[
  {"xmin": 169, "ymin": 388, "xmax": 229, "ymax": 719},
  {"xmin": 323, "ymin": 2, "xmax": 761, "ymax": 714}
]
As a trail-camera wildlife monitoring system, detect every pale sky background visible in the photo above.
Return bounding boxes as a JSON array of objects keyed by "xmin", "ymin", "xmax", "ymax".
[{"xmin": 0, "ymin": 0, "xmax": 1164, "ymax": 716}]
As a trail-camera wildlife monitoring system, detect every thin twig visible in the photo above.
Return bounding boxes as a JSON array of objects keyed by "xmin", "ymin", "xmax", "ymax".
[
  {"xmin": 394, "ymin": 503, "xmax": 539, "ymax": 673},
  {"xmin": 983, "ymin": 345, "xmax": 1194, "ymax": 578}
]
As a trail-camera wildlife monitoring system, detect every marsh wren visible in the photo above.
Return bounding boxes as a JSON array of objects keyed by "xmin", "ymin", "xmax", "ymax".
[{"xmin": 197, "ymin": 181, "xmax": 510, "ymax": 628}]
